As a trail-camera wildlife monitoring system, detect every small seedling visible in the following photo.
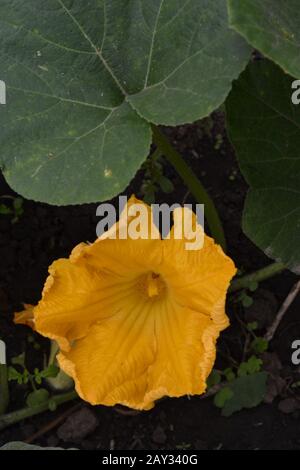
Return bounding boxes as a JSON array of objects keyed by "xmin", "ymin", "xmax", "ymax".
[
  {"xmin": 8, "ymin": 352, "xmax": 59, "ymax": 408},
  {"xmin": 207, "ymin": 369, "xmax": 221, "ymax": 388},
  {"xmin": 214, "ymin": 133, "xmax": 223, "ymax": 151},
  {"xmin": 26, "ymin": 388, "xmax": 50, "ymax": 408},
  {"xmin": 223, "ymin": 368, "xmax": 236, "ymax": 382},
  {"xmin": 0, "ymin": 196, "xmax": 24, "ymax": 223},
  {"xmin": 291, "ymin": 381, "xmax": 300, "ymax": 389},
  {"xmin": 247, "ymin": 321, "xmax": 258, "ymax": 332},
  {"xmin": 228, "ymin": 169, "xmax": 238, "ymax": 181},
  {"xmin": 250, "ymin": 337, "xmax": 269, "ymax": 354},
  {"xmin": 235, "ymin": 290, "xmax": 254, "ymax": 308},
  {"xmin": 214, "ymin": 386, "xmax": 234, "ymax": 408},
  {"xmin": 214, "ymin": 373, "xmax": 268, "ymax": 417},
  {"xmin": 237, "ymin": 356, "xmax": 263, "ymax": 377},
  {"xmin": 248, "ymin": 281, "xmax": 259, "ymax": 292},
  {"xmin": 140, "ymin": 151, "xmax": 174, "ymax": 204},
  {"xmin": 176, "ymin": 443, "xmax": 192, "ymax": 450}
]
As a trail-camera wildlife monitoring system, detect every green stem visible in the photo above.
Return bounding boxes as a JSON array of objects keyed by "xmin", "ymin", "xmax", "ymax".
[
  {"xmin": 49, "ymin": 340, "xmax": 59, "ymax": 365},
  {"xmin": 0, "ymin": 390, "xmax": 78, "ymax": 431},
  {"xmin": 46, "ymin": 341, "xmax": 74, "ymax": 392},
  {"xmin": 152, "ymin": 125, "xmax": 226, "ymax": 251},
  {"xmin": 28, "ymin": 371, "xmax": 37, "ymax": 392},
  {"xmin": 0, "ymin": 364, "xmax": 9, "ymax": 415},
  {"xmin": 229, "ymin": 262, "xmax": 286, "ymax": 293}
]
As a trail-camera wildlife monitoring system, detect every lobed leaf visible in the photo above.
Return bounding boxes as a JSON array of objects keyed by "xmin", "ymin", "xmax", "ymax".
[
  {"xmin": 226, "ymin": 60, "xmax": 300, "ymax": 274},
  {"xmin": 228, "ymin": 0, "xmax": 300, "ymax": 79},
  {"xmin": 0, "ymin": 0, "xmax": 250, "ymax": 204},
  {"xmin": 221, "ymin": 372, "xmax": 267, "ymax": 417}
]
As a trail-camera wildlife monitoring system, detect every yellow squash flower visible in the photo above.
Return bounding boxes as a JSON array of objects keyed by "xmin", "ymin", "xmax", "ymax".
[{"xmin": 15, "ymin": 196, "xmax": 236, "ymax": 410}]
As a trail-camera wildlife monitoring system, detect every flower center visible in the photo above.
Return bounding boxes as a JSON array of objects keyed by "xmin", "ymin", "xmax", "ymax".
[{"xmin": 138, "ymin": 272, "xmax": 166, "ymax": 300}]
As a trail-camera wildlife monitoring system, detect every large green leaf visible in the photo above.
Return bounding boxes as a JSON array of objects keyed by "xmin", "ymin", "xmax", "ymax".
[
  {"xmin": 228, "ymin": 0, "xmax": 300, "ymax": 79},
  {"xmin": 226, "ymin": 60, "xmax": 300, "ymax": 274},
  {"xmin": 0, "ymin": 0, "xmax": 250, "ymax": 205}
]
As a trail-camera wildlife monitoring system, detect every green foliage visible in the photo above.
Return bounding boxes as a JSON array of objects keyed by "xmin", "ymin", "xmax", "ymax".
[
  {"xmin": 48, "ymin": 399, "xmax": 58, "ymax": 412},
  {"xmin": 0, "ymin": 0, "xmax": 250, "ymax": 205},
  {"xmin": 223, "ymin": 368, "xmax": 236, "ymax": 383},
  {"xmin": 241, "ymin": 294, "xmax": 253, "ymax": 308},
  {"xmin": 33, "ymin": 365, "xmax": 60, "ymax": 385},
  {"xmin": 237, "ymin": 356, "xmax": 262, "ymax": 377},
  {"xmin": 227, "ymin": 60, "xmax": 300, "ymax": 274},
  {"xmin": 251, "ymin": 338, "xmax": 269, "ymax": 354},
  {"xmin": 0, "ymin": 197, "xmax": 24, "ymax": 223},
  {"xmin": 8, "ymin": 351, "xmax": 62, "ymax": 412},
  {"xmin": 141, "ymin": 151, "xmax": 174, "ymax": 204},
  {"xmin": 211, "ymin": 338, "xmax": 268, "ymax": 416},
  {"xmin": 26, "ymin": 388, "xmax": 50, "ymax": 408},
  {"xmin": 207, "ymin": 369, "xmax": 222, "ymax": 389},
  {"xmin": 237, "ymin": 290, "xmax": 254, "ymax": 308},
  {"xmin": 1, "ymin": 0, "xmax": 300, "ymax": 425},
  {"xmin": 214, "ymin": 386, "xmax": 234, "ymax": 408},
  {"xmin": 12, "ymin": 197, "xmax": 24, "ymax": 221},
  {"xmin": 0, "ymin": 364, "xmax": 9, "ymax": 415},
  {"xmin": 228, "ymin": 0, "xmax": 300, "ymax": 79},
  {"xmin": 0, "ymin": 0, "xmax": 298, "ymax": 281},
  {"xmin": 9, "ymin": 363, "xmax": 58, "ymax": 386},
  {"xmin": 0, "ymin": 204, "xmax": 11, "ymax": 216},
  {"xmin": 11, "ymin": 352, "xmax": 25, "ymax": 367},
  {"xmin": 213, "ymin": 356, "xmax": 267, "ymax": 417},
  {"xmin": 218, "ymin": 372, "xmax": 268, "ymax": 417},
  {"xmin": 247, "ymin": 321, "xmax": 258, "ymax": 332},
  {"xmin": 248, "ymin": 281, "xmax": 259, "ymax": 293},
  {"xmin": 8, "ymin": 366, "xmax": 29, "ymax": 385},
  {"xmin": 214, "ymin": 133, "xmax": 224, "ymax": 151}
]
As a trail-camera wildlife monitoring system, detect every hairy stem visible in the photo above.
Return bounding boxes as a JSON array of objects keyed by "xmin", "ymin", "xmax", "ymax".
[
  {"xmin": 0, "ymin": 390, "xmax": 78, "ymax": 431},
  {"xmin": 229, "ymin": 262, "xmax": 286, "ymax": 293},
  {"xmin": 152, "ymin": 125, "xmax": 226, "ymax": 250}
]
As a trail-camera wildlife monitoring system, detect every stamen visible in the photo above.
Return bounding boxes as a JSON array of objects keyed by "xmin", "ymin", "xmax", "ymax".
[
  {"xmin": 137, "ymin": 272, "xmax": 166, "ymax": 300},
  {"xmin": 147, "ymin": 273, "xmax": 159, "ymax": 298}
]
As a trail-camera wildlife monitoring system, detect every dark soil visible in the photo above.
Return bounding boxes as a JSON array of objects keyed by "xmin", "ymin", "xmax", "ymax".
[{"xmin": 0, "ymin": 115, "xmax": 299, "ymax": 450}]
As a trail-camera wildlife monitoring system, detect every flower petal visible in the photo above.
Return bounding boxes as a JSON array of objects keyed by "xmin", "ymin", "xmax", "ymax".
[
  {"xmin": 34, "ymin": 258, "xmax": 149, "ymax": 351},
  {"xmin": 87, "ymin": 195, "xmax": 162, "ymax": 273},
  {"xmin": 31, "ymin": 197, "xmax": 164, "ymax": 351},
  {"xmin": 58, "ymin": 296, "xmax": 157, "ymax": 410},
  {"xmin": 58, "ymin": 292, "xmax": 227, "ymax": 410},
  {"xmin": 19, "ymin": 198, "xmax": 236, "ymax": 410},
  {"xmin": 162, "ymin": 206, "xmax": 236, "ymax": 317},
  {"xmin": 97, "ymin": 195, "xmax": 160, "ymax": 243},
  {"xmin": 147, "ymin": 298, "xmax": 227, "ymax": 400},
  {"xmin": 14, "ymin": 304, "xmax": 35, "ymax": 329}
]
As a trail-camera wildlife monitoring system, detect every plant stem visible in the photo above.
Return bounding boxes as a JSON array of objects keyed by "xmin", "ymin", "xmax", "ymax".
[
  {"xmin": 265, "ymin": 280, "xmax": 300, "ymax": 341},
  {"xmin": 151, "ymin": 125, "xmax": 226, "ymax": 250},
  {"xmin": 0, "ymin": 390, "xmax": 78, "ymax": 431},
  {"xmin": 28, "ymin": 371, "xmax": 37, "ymax": 392},
  {"xmin": 0, "ymin": 365, "xmax": 9, "ymax": 415},
  {"xmin": 46, "ymin": 341, "xmax": 74, "ymax": 392},
  {"xmin": 229, "ymin": 262, "xmax": 286, "ymax": 293}
]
